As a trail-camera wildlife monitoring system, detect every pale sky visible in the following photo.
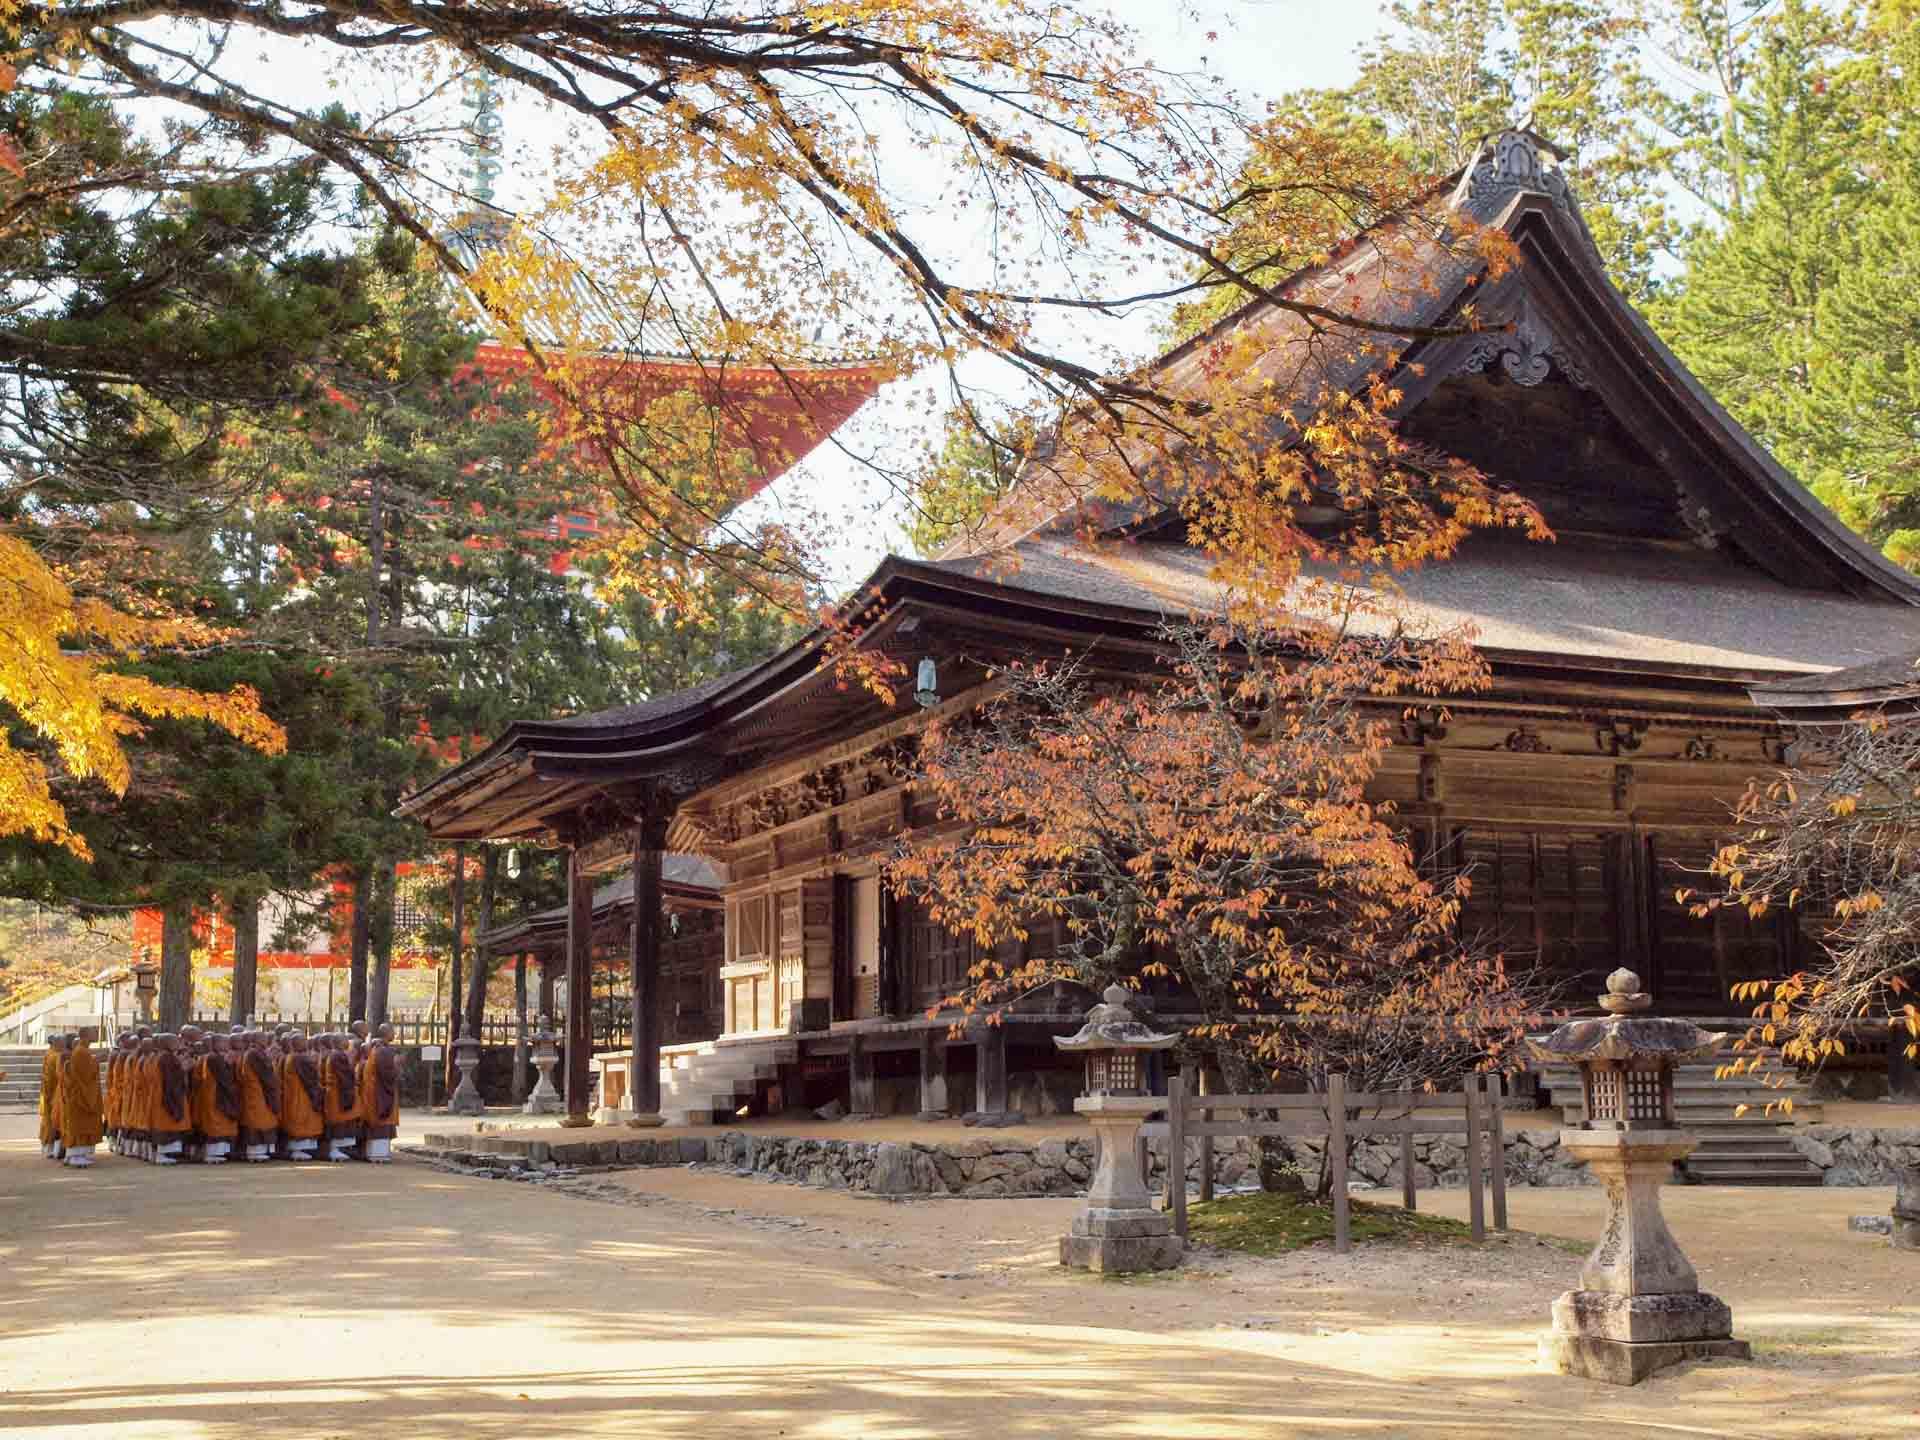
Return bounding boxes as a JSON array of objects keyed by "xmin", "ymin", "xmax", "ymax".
[{"xmin": 750, "ymin": 0, "xmax": 1394, "ymax": 585}]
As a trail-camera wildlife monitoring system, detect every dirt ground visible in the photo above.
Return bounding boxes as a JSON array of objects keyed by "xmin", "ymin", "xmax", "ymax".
[{"xmin": 2, "ymin": 1112, "xmax": 1914, "ymax": 1439}]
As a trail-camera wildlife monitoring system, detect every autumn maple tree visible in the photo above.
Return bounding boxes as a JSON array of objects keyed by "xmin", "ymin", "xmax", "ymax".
[
  {"xmin": 891, "ymin": 605, "xmax": 1557, "ymax": 1197},
  {"xmin": 1695, "ymin": 710, "xmax": 1920, "ymax": 1090}
]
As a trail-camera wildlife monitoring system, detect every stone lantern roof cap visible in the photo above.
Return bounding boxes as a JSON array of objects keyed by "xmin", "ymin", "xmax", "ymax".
[
  {"xmin": 1526, "ymin": 972, "xmax": 1725, "ymax": 1064},
  {"xmin": 1054, "ymin": 984, "xmax": 1181, "ymax": 1053}
]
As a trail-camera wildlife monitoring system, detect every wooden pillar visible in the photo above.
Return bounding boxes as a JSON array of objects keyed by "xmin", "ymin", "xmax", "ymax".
[
  {"xmin": 561, "ymin": 844, "xmax": 593, "ymax": 1127},
  {"xmin": 537, "ymin": 952, "xmax": 556, "ymax": 1023},
  {"xmin": 974, "ymin": 1024, "xmax": 1010, "ymax": 1119},
  {"xmin": 848, "ymin": 1034, "xmax": 877, "ymax": 1116},
  {"xmin": 513, "ymin": 952, "xmax": 530, "ymax": 1101},
  {"xmin": 877, "ymin": 889, "xmax": 903, "ymax": 1018},
  {"xmin": 447, "ymin": 841, "xmax": 466, "ymax": 1092},
  {"xmin": 916, "ymin": 1031, "xmax": 949, "ymax": 1119},
  {"xmin": 831, "ymin": 875, "xmax": 854, "ymax": 1023},
  {"xmin": 467, "ymin": 845, "xmax": 496, "ymax": 1040},
  {"xmin": 628, "ymin": 815, "xmax": 668, "ymax": 1126}
]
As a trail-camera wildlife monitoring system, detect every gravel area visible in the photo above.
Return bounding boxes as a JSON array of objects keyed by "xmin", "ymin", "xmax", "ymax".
[{"xmin": 2, "ymin": 1112, "xmax": 1914, "ymax": 1439}]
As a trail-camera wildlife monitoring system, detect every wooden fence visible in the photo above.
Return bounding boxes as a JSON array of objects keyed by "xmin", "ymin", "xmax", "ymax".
[
  {"xmin": 164, "ymin": 1010, "xmax": 532, "ymax": 1045},
  {"xmin": 1142, "ymin": 1073, "xmax": 1508, "ymax": 1253}
]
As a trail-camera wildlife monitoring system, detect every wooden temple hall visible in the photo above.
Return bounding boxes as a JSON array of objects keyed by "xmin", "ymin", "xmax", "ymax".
[{"xmin": 400, "ymin": 132, "xmax": 1920, "ymax": 1128}]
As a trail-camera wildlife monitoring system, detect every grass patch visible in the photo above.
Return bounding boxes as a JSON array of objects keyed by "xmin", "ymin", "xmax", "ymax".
[{"xmin": 1184, "ymin": 1190, "xmax": 1475, "ymax": 1256}]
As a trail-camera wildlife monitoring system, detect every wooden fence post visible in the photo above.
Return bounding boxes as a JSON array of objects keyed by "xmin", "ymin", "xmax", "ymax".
[
  {"xmin": 1399, "ymin": 1083, "xmax": 1417, "ymax": 1212},
  {"xmin": 1168, "ymin": 1073, "xmax": 1188, "ymax": 1239},
  {"xmin": 1485, "ymin": 1074, "xmax": 1509, "ymax": 1231},
  {"xmin": 1197, "ymin": 1064, "xmax": 1215, "ymax": 1205},
  {"xmin": 1464, "ymin": 1078, "xmax": 1486, "ymax": 1242},
  {"xmin": 1329, "ymin": 1073, "xmax": 1350, "ymax": 1255}
]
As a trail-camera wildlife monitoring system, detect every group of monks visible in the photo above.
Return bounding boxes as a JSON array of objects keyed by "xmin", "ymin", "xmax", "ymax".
[{"xmin": 38, "ymin": 1022, "xmax": 402, "ymax": 1168}]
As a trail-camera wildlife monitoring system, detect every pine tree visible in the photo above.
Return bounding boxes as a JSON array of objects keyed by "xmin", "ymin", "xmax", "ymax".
[
  {"xmin": 1795, "ymin": 2, "xmax": 1920, "ymax": 567},
  {"xmin": 0, "ymin": 82, "xmax": 368, "ymax": 853},
  {"xmin": 1652, "ymin": 0, "xmax": 1870, "ymax": 499}
]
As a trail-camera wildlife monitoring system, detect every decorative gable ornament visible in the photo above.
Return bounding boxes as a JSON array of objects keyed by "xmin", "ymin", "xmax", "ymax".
[
  {"xmin": 1449, "ymin": 129, "xmax": 1573, "ymax": 220},
  {"xmin": 1456, "ymin": 296, "xmax": 1591, "ymax": 391}
]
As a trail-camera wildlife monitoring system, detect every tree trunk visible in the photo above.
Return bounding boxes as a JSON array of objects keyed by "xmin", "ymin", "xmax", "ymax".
[
  {"xmin": 349, "ymin": 866, "xmax": 372, "ymax": 1022},
  {"xmin": 513, "ymin": 952, "xmax": 529, "ymax": 1101},
  {"xmin": 159, "ymin": 900, "xmax": 194, "ymax": 1030},
  {"xmin": 1219, "ymin": 1048, "xmax": 1306, "ymax": 1197},
  {"xmin": 229, "ymin": 894, "xmax": 259, "ymax": 1025},
  {"xmin": 368, "ymin": 859, "xmax": 397, "ymax": 1026},
  {"xmin": 366, "ymin": 469, "xmax": 385, "ymax": 648},
  {"xmin": 468, "ymin": 845, "xmax": 497, "ymax": 1040}
]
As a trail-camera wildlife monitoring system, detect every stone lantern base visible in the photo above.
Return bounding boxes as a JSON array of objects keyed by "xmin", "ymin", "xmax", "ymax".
[
  {"xmin": 1540, "ymin": 1292, "xmax": 1750, "ymax": 1385},
  {"xmin": 1060, "ymin": 1208, "xmax": 1183, "ymax": 1274},
  {"xmin": 1058, "ymin": 1093, "xmax": 1184, "ymax": 1275},
  {"xmin": 1539, "ymin": 1128, "xmax": 1750, "ymax": 1385},
  {"xmin": 1892, "ymin": 1167, "xmax": 1920, "ymax": 1252}
]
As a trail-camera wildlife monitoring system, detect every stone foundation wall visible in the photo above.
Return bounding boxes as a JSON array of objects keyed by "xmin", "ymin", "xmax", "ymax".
[
  {"xmin": 421, "ymin": 1125, "xmax": 1920, "ymax": 1195},
  {"xmin": 423, "ymin": 1125, "xmax": 1592, "ymax": 1194},
  {"xmin": 1790, "ymin": 1126, "xmax": 1920, "ymax": 1185}
]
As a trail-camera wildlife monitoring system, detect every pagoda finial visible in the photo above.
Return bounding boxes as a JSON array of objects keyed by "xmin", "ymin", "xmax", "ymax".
[{"xmin": 464, "ymin": 68, "xmax": 505, "ymax": 209}]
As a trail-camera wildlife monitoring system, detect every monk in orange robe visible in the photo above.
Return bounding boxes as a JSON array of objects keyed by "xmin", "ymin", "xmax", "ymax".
[
  {"xmin": 123, "ymin": 1037, "xmax": 146, "ymax": 1161},
  {"xmin": 104, "ymin": 1033, "xmax": 134, "ymax": 1155},
  {"xmin": 149, "ymin": 1034, "xmax": 192, "ymax": 1164},
  {"xmin": 360, "ymin": 1025, "xmax": 401, "ymax": 1163},
  {"xmin": 320, "ymin": 1033, "xmax": 359, "ymax": 1163},
  {"xmin": 60, "ymin": 1034, "xmax": 105, "ymax": 1167},
  {"xmin": 182, "ymin": 1029, "xmax": 205, "ymax": 1162},
  {"xmin": 272, "ymin": 1031, "xmax": 292, "ymax": 1155},
  {"xmin": 194, "ymin": 1032, "xmax": 241, "ymax": 1163},
  {"xmin": 138, "ymin": 1034, "xmax": 163, "ymax": 1161},
  {"xmin": 118, "ymin": 1028, "xmax": 148, "ymax": 1157},
  {"xmin": 236, "ymin": 1030, "xmax": 280, "ymax": 1162},
  {"xmin": 38, "ymin": 1036, "xmax": 66, "ymax": 1160},
  {"xmin": 182, "ymin": 1026, "xmax": 212, "ymax": 1161},
  {"xmin": 280, "ymin": 1033, "xmax": 325, "ymax": 1160}
]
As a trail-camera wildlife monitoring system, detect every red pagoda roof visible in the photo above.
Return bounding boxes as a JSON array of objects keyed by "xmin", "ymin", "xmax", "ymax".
[{"xmin": 469, "ymin": 340, "xmax": 890, "ymax": 505}]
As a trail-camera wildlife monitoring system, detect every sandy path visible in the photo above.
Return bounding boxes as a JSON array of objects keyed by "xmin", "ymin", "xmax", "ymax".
[{"xmin": 1, "ymin": 1114, "xmax": 1913, "ymax": 1439}]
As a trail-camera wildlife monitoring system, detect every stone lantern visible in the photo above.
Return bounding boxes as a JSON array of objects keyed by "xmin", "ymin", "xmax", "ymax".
[
  {"xmin": 1528, "ymin": 969, "xmax": 1752, "ymax": 1384},
  {"xmin": 1893, "ymin": 1169, "xmax": 1920, "ymax": 1252},
  {"xmin": 130, "ymin": 958, "xmax": 159, "ymax": 1025},
  {"xmin": 524, "ymin": 1017, "xmax": 564, "ymax": 1116},
  {"xmin": 1054, "ymin": 984, "xmax": 1183, "ymax": 1273},
  {"xmin": 447, "ymin": 1034, "xmax": 486, "ymax": 1116}
]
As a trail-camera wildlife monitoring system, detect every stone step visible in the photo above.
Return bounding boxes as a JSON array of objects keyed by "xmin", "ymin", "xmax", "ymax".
[
  {"xmin": 1680, "ymin": 1164, "xmax": 1825, "ymax": 1187},
  {"xmin": 1689, "ymin": 1152, "xmax": 1820, "ymax": 1175},
  {"xmin": 1682, "ymin": 1137, "xmax": 1822, "ymax": 1184}
]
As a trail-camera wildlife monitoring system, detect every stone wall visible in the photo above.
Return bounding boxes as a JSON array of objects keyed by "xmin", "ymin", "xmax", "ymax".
[{"xmin": 1791, "ymin": 1126, "xmax": 1920, "ymax": 1185}]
